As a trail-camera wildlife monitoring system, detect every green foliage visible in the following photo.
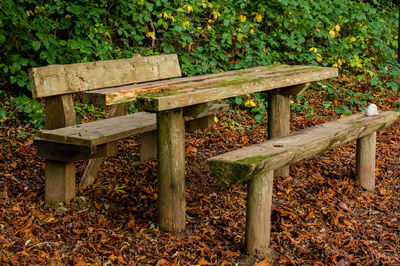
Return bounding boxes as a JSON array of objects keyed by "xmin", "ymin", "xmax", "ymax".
[
  {"xmin": 2, "ymin": 94, "xmax": 45, "ymax": 129},
  {"xmin": 0, "ymin": 0, "xmax": 399, "ymax": 121}
]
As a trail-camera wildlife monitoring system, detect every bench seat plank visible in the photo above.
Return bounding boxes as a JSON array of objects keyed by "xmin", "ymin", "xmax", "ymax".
[
  {"xmin": 208, "ymin": 111, "xmax": 399, "ymax": 185},
  {"xmin": 39, "ymin": 104, "xmax": 229, "ymax": 147},
  {"xmin": 82, "ymin": 65, "xmax": 334, "ymax": 106},
  {"xmin": 136, "ymin": 66, "xmax": 338, "ymax": 111}
]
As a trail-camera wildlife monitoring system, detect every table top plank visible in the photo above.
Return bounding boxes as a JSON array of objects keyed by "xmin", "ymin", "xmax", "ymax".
[
  {"xmin": 82, "ymin": 64, "xmax": 312, "ymax": 105},
  {"xmin": 136, "ymin": 66, "xmax": 338, "ymax": 111}
]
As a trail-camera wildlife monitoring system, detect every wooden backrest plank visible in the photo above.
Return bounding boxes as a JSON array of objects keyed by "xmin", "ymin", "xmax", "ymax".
[
  {"xmin": 208, "ymin": 111, "xmax": 400, "ymax": 184},
  {"xmin": 29, "ymin": 54, "xmax": 182, "ymax": 98}
]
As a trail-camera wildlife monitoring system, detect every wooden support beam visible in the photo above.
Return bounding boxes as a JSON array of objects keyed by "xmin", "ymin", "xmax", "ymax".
[
  {"xmin": 157, "ymin": 108, "xmax": 186, "ymax": 231},
  {"xmin": 37, "ymin": 142, "xmax": 117, "ymax": 162},
  {"xmin": 183, "ymin": 102, "xmax": 211, "ymax": 118},
  {"xmin": 45, "ymin": 95, "xmax": 75, "ymax": 129},
  {"xmin": 44, "ymin": 95, "xmax": 76, "ymax": 202},
  {"xmin": 185, "ymin": 116, "xmax": 214, "ymax": 132},
  {"xmin": 356, "ymin": 132, "xmax": 376, "ymax": 191},
  {"xmin": 80, "ymin": 103, "xmax": 125, "ymax": 186},
  {"xmin": 139, "ymin": 130, "xmax": 157, "ymax": 162},
  {"xmin": 45, "ymin": 160, "xmax": 75, "ymax": 202},
  {"xmin": 246, "ymin": 169, "xmax": 274, "ymax": 256},
  {"xmin": 268, "ymin": 92, "xmax": 290, "ymax": 178}
]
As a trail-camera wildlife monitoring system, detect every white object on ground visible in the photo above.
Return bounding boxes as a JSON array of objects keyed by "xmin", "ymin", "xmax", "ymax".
[{"xmin": 365, "ymin": 104, "xmax": 379, "ymax": 116}]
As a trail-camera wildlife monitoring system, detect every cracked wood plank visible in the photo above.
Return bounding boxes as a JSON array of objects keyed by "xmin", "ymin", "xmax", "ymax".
[
  {"xmin": 82, "ymin": 65, "xmax": 313, "ymax": 105},
  {"xmin": 137, "ymin": 66, "xmax": 338, "ymax": 111}
]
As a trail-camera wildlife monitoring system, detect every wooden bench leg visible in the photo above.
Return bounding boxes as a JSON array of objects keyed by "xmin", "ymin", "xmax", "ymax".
[
  {"xmin": 157, "ymin": 108, "xmax": 186, "ymax": 231},
  {"xmin": 139, "ymin": 130, "xmax": 157, "ymax": 161},
  {"xmin": 45, "ymin": 160, "xmax": 75, "ymax": 202},
  {"xmin": 246, "ymin": 169, "xmax": 274, "ymax": 256},
  {"xmin": 268, "ymin": 92, "xmax": 290, "ymax": 177},
  {"xmin": 356, "ymin": 132, "xmax": 376, "ymax": 191}
]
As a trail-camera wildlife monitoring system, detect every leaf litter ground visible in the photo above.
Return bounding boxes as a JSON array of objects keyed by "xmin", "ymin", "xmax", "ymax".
[{"xmin": 1, "ymin": 81, "xmax": 399, "ymax": 265}]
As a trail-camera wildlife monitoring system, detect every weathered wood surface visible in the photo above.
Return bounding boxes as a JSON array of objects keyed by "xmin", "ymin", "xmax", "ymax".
[
  {"xmin": 157, "ymin": 108, "xmax": 186, "ymax": 231},
  {"xmin": 29, "ymin": 54, "xmax": 181, "ymax": 98},
  {"xmin": 45, "ymin": 95, "xmax": 75, "ymax": 129},
  {"xmin": 37, "ymin": 142, "xmax": 118, "ymax": 162},
  {"xmin": 208, "ymin": 111, "xmax": 400, "ymax": 185},
  {"xmin": 356, "ymin": 132, "xmax": 376, "ymax": 191},
  {"xmin": 39, "ymin": 104, "xmax": 229, "ymax": 147},
  {"xmin": 245, "ymin": 168, "xmax": 274, "ymax": 256},
  {"xmin": 82, "ymin": 65, "xmax": 337, "ymax": 106},
  {"xmin": 268, "ymin": 92, "xmax": 290, "ymax": 177},
  {"xmin": 81, "ymin": 103, "xmax": 126, "ymax": 187},
  {"xmin": 45, "ymin": 160, "xmax": 75, "ymax": 202},
  {"xmin": 44, "ymin": 95, "xmax": 76, "ymax": 202},
  {"xmin": 136, "ymin": 66, "xmax": 338, "ymax": 111},
  {"xmin": 139, "ymin": 131, "xmax": 157, "ymax": 162},
  {"xmin": 82, "ymin": 64, "xmax": 299, "ymax": 105}
]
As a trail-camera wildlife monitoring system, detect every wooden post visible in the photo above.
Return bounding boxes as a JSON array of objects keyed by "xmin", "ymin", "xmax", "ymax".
[
  {"xmin": 245, "ymin": 169, "xmax": 274, "ymax": 256},
  {"xmin": 268, "ymin": 92, "xmax": 290, "ymax": 177},
  {"xmin": 44, "ymin": 94, "xmax": 76, "ymax": 202},
  {"xmin": 157, "ymin": 108, "xmax": 186, "ymax": 231},
  {"xmin": 139, "ymin": 130, "xmax": 157, "ymax": 161},
  {"xmin": 356, "ymin": 132, "xmax": 376, "ymax": 191},
  {"xmin": 80, "ymin": 103, "xmax": 125, "ymax": 186}
]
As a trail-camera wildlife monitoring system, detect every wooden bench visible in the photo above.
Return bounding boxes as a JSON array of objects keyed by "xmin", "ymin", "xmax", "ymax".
[
  {"xmin": 208, "ymin": 111, "xmax": 399, "ymax": 256},
  {"xmin": 28, "ymin": 54, "xmax": 228, "ymax": 202},
  {"xmin": 29, "ymin": 55, "xmax": 338, "ymax": 231}
]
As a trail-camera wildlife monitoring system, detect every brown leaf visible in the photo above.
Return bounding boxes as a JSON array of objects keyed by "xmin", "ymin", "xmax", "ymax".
[
  {"xmin": 72, "ymin": 228, "xmax": 85, "ymax": 235},
  {"xmin": 156, "ymin": 259, "xmax": 170, "ymax": 266},
  {"xmin": 221, "ymin": 250, "xmax": 240, "ymax": 258},
  {"xmin": 197, "ymin": 257, "xmax": 214, "ymax": 265},
  {"xmin": 255, "ymin": 259, "xmax": 269, "ymax": 266},
  {"xmin": 117, "ymin": 254, "xmax": 127, "ymax": 265}
]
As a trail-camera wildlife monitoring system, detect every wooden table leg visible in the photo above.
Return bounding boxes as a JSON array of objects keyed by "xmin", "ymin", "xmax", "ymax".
[
  {"xmin": 157, "ymin": 108, "xmax": 186, "ymax": 231},
  {"xmin": 268, "ymin": 92, "xmax": 290, "ymax": 177}
]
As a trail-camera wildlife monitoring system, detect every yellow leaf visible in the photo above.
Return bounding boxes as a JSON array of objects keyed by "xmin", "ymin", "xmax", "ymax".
[
  {"xmin": 245, "ymin": 99, "xmax": 256, "ymax": 107},
  {"xmin": 214, "ymin": 116, "xmax": 219, "ymax": 123},
  {"xmin": 316, "ymin": 54, "xmax": 322, "ymax": 63},
  {"xmin": 255, "ymin": 14, "xmax": 263, "ymax": 23},
  {"xmin": 183, "ymin": 4, "xmax": 193, "ymax": 12},
  {"xmin": 146, "ymin": 32, "xmax": 156, "ymax": 40},
  {"xmin": 309, "ymin": 47, "xmax": 317, "ymax": 53}
]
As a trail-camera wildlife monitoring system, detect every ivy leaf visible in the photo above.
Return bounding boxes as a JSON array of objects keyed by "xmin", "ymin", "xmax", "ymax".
[
  {"xmin": 32, "ymin": 41, "xmax": 41, "ymax": 51},
  {"xmin": 0, "ymin": 108, "xmax": 6, "ymax": 118}
]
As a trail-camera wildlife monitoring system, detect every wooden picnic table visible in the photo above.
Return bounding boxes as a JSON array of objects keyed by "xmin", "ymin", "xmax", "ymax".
[{"xmin": 83, "ymin": 64, "xmax": 338, "ymax": 231}]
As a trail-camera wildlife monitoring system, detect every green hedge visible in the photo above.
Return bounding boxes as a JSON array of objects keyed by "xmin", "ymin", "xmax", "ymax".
[{"xmin": 0, "ymin": 0, "xmax": 398, "ymax": 95}]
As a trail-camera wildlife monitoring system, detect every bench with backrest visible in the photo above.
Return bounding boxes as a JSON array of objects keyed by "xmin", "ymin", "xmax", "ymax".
[
  {"xmin": 29, "ymin": 54, "xmax": 340, "ymax": 234},
  {"xmin": 208, "ymin": 111, "xmax": 399, "ymax": 256},
  {"xmin": 29, "ymin": 54, "xmax": 228, "ymax": 202}
]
